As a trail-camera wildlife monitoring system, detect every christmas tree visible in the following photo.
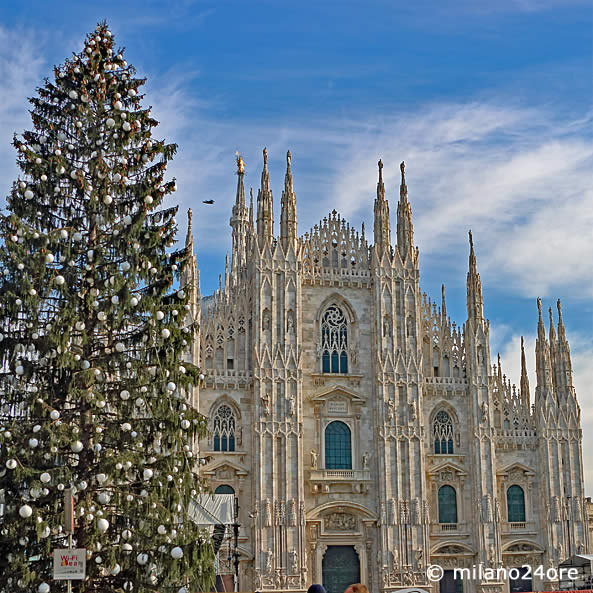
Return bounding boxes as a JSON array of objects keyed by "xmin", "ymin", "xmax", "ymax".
[{"xmin": 0, "ymin": 22, "xmax": 215, "ymax": 592}]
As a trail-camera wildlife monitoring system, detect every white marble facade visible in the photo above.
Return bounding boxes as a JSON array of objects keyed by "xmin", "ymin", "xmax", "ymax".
[{"xmin": 182, "ymin": 152, "xmax": 590, "ymax": 592}]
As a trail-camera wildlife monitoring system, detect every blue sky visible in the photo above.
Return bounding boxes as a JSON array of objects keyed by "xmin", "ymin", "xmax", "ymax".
[{"xmin": 1, "ymin": 0, "xmax": 591, "ymax": 490}]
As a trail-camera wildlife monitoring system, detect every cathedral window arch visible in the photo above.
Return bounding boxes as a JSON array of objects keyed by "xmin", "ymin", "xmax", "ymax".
[
  {"xmin": 438, "ymin": 485, "xmax": 458, "ymax": 523},
  {"xmin": 214, "ymin": 484, "xmax": 235, "ymax": 495},
  {"xmin": 324, "ymin": 421, "xmax": 352, "ymax": 469},
  {"xmin": 321, "ymin": 305, "xmax": 349, "ymax": 374},
  {"xmin": 211, "ymin": 402, "xmax": 239, "ymax": 452},
  {"xmin": 507, "ymin": 485, "xmax": 526, "ymax": 522},
  {"xmin": 433, "ymin": 410, "xmax": 455, "ymax": 454}
]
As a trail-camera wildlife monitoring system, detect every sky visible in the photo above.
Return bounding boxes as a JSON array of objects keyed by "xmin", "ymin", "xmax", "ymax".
[{"xmin": 0, "ymin": 1, "xmax": 591, "ymax": 492}]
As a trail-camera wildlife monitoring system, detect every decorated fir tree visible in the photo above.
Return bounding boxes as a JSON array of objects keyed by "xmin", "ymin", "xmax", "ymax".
[{"xmin": 0, "ymin": 22, "xmax": 215, "ymax": 592}]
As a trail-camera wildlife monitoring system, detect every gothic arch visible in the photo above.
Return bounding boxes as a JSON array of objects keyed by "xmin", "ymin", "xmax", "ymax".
[
  {"xmin": 209, "ymin": 394, "xmax": 242, "ymax": 422},
  {"xmin": 429, "ymin": 401, "xmax": 460, "ymax": 425},
  {"xmin": 316, "ymin": 295, "xmax": 359, "ymax": 374},
  {"xmin": 208, "ymin": 395, "xmax": 242, "ymax": 450},
  {"xmin": 502, "ymin": 540, "xmax": 542, "ymax": 553},
  {"xmin": 315, "ymin": 293, "xmax": 357, "ymax": 325},
  {"xmin": 431, "ymin": 541, "xmax": 474, "ymax": 555},
  {"xmin": 306, "ymin": 500, "xmax": 378, "ymax": 522}
]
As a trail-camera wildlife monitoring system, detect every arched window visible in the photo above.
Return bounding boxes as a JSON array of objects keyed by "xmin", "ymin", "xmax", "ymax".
[
  {"xmin": 325, "ymin": 421, "xmax": 352, "ymax": 469},
  {"xmin": 321, "ymin": 305, "xmax": 348, "ymax": 373},
  {"xmin": 215, "ymin": 484, "xmax": 235, "ymax": 495},
  {"xmin": 433, "ymin": 410, "xmax": 454, "ymax": 454},
  {"xmin": 438, "ymin": 485, "xmax": 458, "ymax": 523},
  {"xmin": 213, "ymin": 404, "xmax": 236, "ymax": 452},
  {"xmin": 507, "ymin": 485, "xmax": 526, "ymax": 522}
]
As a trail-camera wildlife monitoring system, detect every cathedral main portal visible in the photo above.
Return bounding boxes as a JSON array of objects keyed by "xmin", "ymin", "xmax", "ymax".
[{"xmin": 322, "ymin": 546, "xmax": 361, "ymax": 593}]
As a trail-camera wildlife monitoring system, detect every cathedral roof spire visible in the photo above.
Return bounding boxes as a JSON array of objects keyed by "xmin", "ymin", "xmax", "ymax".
[
  {"xmin": 249, "ymin": 188, "xmax": 254, "ymax": 229},
  {"xmin": 396, "ymin": 161, "xmax": 414, "ymax": 262},
  {"xmin": 520, "ymin": 336, "xmax": 531, "ymax": 407},
  {"xmin": 441, "ymin": 283, "xmax": 447, "ymax": 321},
  {"xmin": 280, "ymin": 150, "xmax": 297, "ymax": 252},
  {"xmin": 466, "ymin": 230, "xmax": 484, "ymax": 326},
  {"xmin": 185, "ymin": 208, "xmax": 193, "ymax": 254},
  {"xmin": 535, "ymin": 297, "xmax": 554, "ymax": 404},
  {"xmin": 373, "ymin": 159, "xmax": 391, "ymax": 256},
  {"xmin": 557, "ymin": 299, "xmax": 566, "ymax": 341},
  {"xmin": 230, "ymin": 153, "xmax": 249, "ymax": 281},
  {"xmin": 257, "ymin": 147, "xmax": 274, "ymax": 245}
]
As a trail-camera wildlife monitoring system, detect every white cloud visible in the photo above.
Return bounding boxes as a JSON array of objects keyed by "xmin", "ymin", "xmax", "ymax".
[{"xmin": 0, "ymin": 27, "xmax": 47, "ymax": 197}]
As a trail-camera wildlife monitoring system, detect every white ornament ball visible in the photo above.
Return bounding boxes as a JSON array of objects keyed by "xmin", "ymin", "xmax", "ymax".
[
  {"xmin": 112, "ymin": 295, "xmax": 120, "ymax": 305},
  {"xmin": 6, "ymin": 459, "xmax": 17, "ymax": 470},
  {"xmin": 181, "ymin": 419, "xmax": 190, "ymax": 430},
  {"xmin": 156, "ymin": 311, "xmax": 164, "ymax": 320},
  {"xmin": 40, "ymin": 472, "xmax": 51, "ymax": 483},
  {"xmin": 45, "ymin": 253, "xmax": 54, "ymax": 263},
  {"xmin": 97, "ymin": 518, "xmax": 109, "ymax": 532},
  {"xmin": 171, "ymin": 546, "xmax": 183, "ymax": 559},
  {"xmin": 103, "ymin": 195, "xmax": 113, "ymax": 205},
  {"xmin": 115, "ymin": 342, "xmax": 124, "ymax": 352},
  {"xmin": 24, "ymin": 189, "xmax": 34, "ymax": 199},
  {"xmin": 144, "ymin": 195, "xmax": 153, "ymax": 205},
  {"xmin": 143, "ymin": 468, "xmax": 153, "ymax": 480},
  {"xmin": 177, "ymin": 290, "xmax": 185, "ymax": 299},
  {"xmin": 19, "ymin": 505, "xmax": 33, "ymax": 518},
  {"xmin": 96, "ymin": 473, "xmax": 107, "ymax": 483},
  {"xmin": 130, "ymin": 297, "xmax": 138, "ymax": 306},
  {"xmin": 121, "ymin": 261, "xmax": 131, "ymax": 272},
  {"xmin": 97, "ymin": 312, "xmax": 107, "ymax": 321},
  {"xmin": 157, "ymin": 524, "xmax": 167, "ymax": 535},
  {"xmin": 55, "ymin": 275, "xmax": 65, "ymax": 286},
  {"xmin": 167, "ymin": 382, "xmax": 176, "ymax": 392},
  {"xmin": 106, "ymin": 118, "xmax": 115, "ymax": 128},
  {"xmin": 121, "ymin": 422, "xmax": 131, "ymax": 431},
  {"xmin": 38, "ymin": 583, "xmax": 50, "ymax": 593},
  {"xmin": 136, "ymin": 553, "xmax": 148, "ymax": 565},
  {"xmin": 122, "ymin": 529, "xmax": 132, "ymax": 540},
  {"xmin": 128, "ymin": 89, "xmax": 136, "ymax": 97},
  {"xmin": 29, "ymin": 438, "xmax": 39, "ymax": 448},
  {"xmin": 120, "ymin": 390, "xmax": 130, "ymax": 400},
  {"xmin": 71, "ymin": 441, "xmax": 83, "ymax": 453},
  {"xmin": 122, "ymin": 122, "xmax": 131, "ymax": 132},
  {"xmin": 161, "ymin": 328, "xmax": 171, "ymax": 339},
  {"xmin": 15, "ymin": 365, "xmax": 24, "ymax": 376},
  {"xmin": 50, "ymin": 410, "xmax": 60, "ymax": 420},
  {"xmin": 110, "ymin": 564, "xmax": 121, "ymax": 576},
  {"xmin": 114, "ymin": 100, "xmax": 123, "ymax": 110},
  {"xmin": 69, "ymin": 90, "xmax": 78, "ymax": 100}
]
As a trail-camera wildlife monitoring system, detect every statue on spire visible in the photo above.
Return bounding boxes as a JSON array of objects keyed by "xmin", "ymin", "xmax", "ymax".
[{"xmin": 236, "ymin": 152, "xmax": 245, "ymax": 174}]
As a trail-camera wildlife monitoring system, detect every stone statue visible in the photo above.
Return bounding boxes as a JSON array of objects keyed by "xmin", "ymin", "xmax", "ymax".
[
  {"xmin": 310, "ymin": 449, "xmax": 318, "ymax": 469},
  {"xmin": 362, "ymin": 451, "xmax": 369, "ymax": 469},
  {"xmin": 481, "ymin": 401, "xmax": 489, "ymax": 423},
  {"xmin": 290, "ymin": 548, "xmax": 298, "ymax": 574},
  {"xmin": 265, "ymin": 549, "xmax": 274, "ymax": 573},
  {"xmin": 391, "ymin": 548, "xmax": 399, "ymax": 569},
  {"xmin": 415, "ymin": 548, "xmax": 423, "ymax": 570},
  {"xmin": 288, "ymin": 394, "xmax": 296, "ymax": 416},
  {"xmin": 409, "ymin": 401, "xmax": 417, "ymax": 422},
  {"xmin": 261, "ymin": 393, "xmax": 271, "ymax": 416},
  {"xmin": 386, "ymin": 399, "xmax": 396, "ymax": 425}
]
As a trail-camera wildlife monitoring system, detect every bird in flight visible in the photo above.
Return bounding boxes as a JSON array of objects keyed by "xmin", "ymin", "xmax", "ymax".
[{"xmin": 202, "ymin": 199, "xmax": 215, "ymax": 205}]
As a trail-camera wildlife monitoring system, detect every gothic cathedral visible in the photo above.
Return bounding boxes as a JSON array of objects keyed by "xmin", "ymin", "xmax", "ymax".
[{"xmin": 182, "ymin": 150, "xmax": 589, "ymax": 593}]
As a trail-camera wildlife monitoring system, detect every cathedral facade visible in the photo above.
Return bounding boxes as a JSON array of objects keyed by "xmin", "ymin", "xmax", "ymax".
[{"xmin": 183, "ymin": 150, "xmax": 589, "ymax": 593}]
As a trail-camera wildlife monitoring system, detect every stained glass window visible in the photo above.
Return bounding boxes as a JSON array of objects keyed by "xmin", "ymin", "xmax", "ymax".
[
  {"xmin": 433, "ymin": 410, "xmax": 454, "ymax": 454},
  {"xmin": 325, "ymin": 421, "xmax": 352, "ymax": 469},
  {"xmin": 438, "ymin": 485, "xmax": 457, "ymax": 524},
  {"xmin": 213, "ymin": 404, "xmax": 236, "ymax": 452},
  {"xmin": 321, "ymin": 305, "xmax": 349, "ymax": 373},
  {"xmin": 507, "ymin": 485, "xmax": 526, "ymax": 522}
]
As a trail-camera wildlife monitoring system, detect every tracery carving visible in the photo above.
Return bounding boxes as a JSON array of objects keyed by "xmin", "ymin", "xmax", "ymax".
[{"xmin": 324, "ymin": 512, "xmax": 357, "ymax": 530}]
